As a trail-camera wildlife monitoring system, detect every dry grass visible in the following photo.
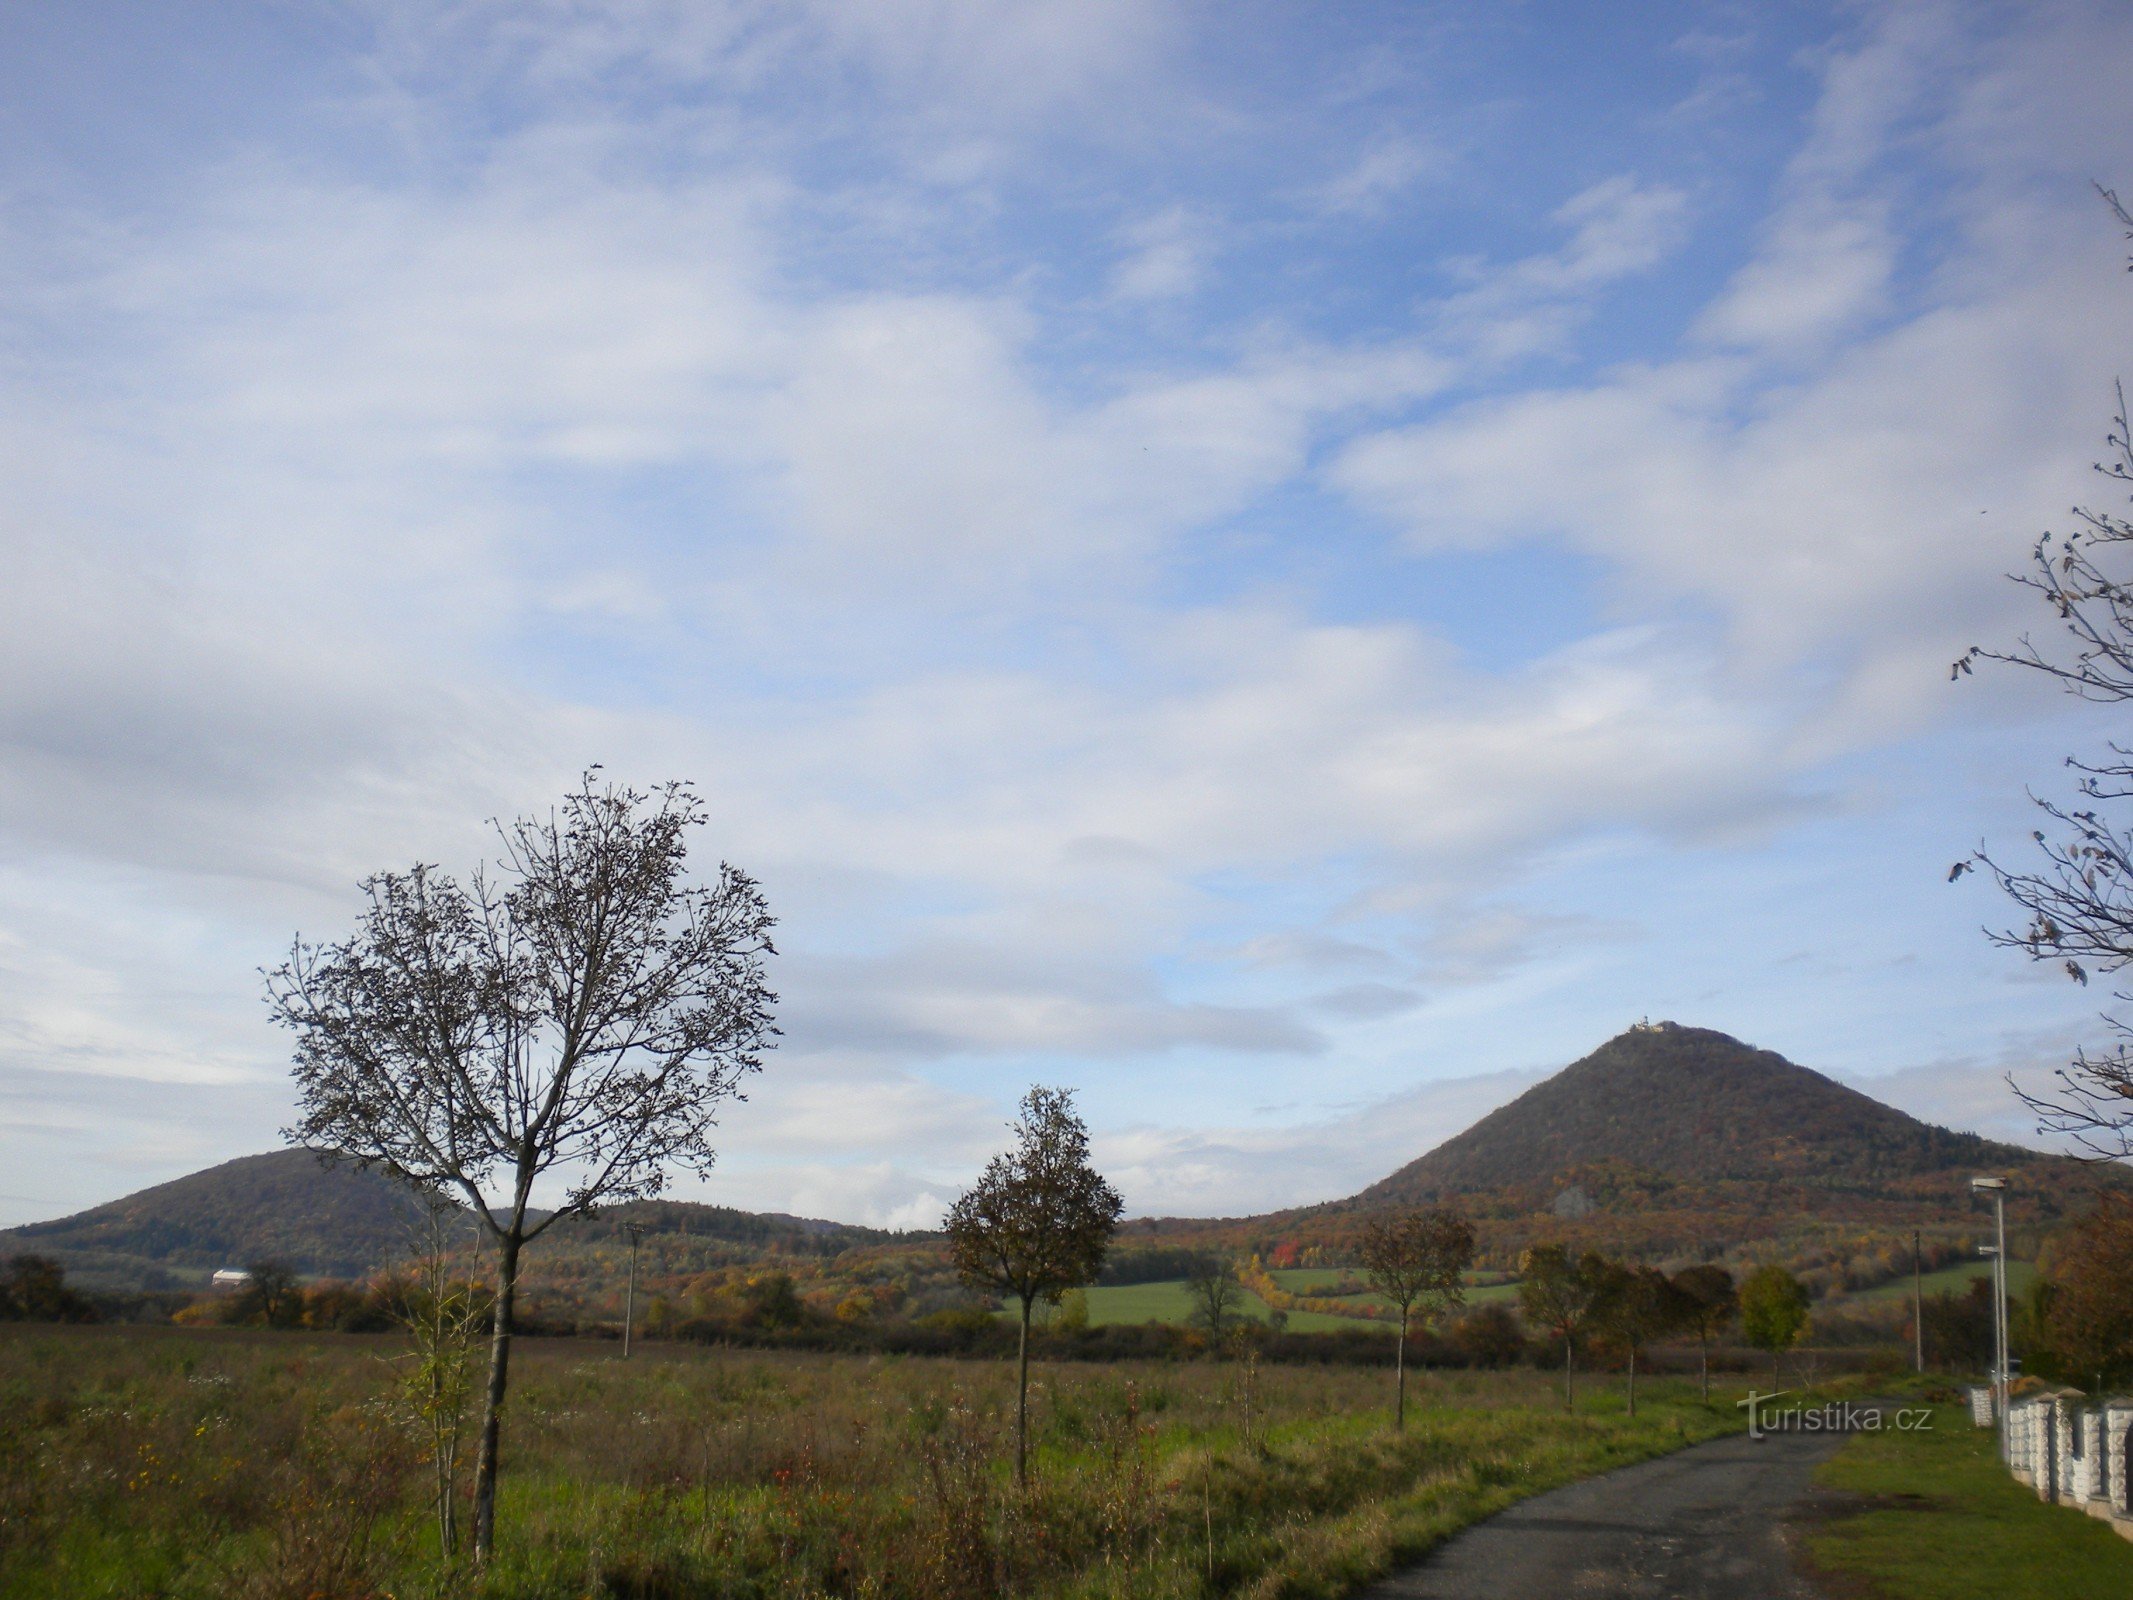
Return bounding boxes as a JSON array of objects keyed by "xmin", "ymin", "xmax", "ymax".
[{"xmin": 1, "ymin": 1324, "xmax": 1780, "ymax": 1599}]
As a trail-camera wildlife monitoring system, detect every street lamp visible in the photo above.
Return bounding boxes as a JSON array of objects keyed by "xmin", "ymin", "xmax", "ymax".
[{"xmin": 1971, "ymin": 1176, "xmax": 2008, "ymax": 1457}]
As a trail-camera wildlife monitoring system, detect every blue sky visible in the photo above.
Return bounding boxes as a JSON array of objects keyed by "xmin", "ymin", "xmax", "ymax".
[{"xmin": 4, "ymin": 0, "xmax": 2132, "ymax": 1228}]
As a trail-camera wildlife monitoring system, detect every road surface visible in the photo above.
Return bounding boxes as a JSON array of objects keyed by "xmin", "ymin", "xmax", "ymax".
[{"xmin": 1360, "ymin": 1416, "xmax": 1870, "ymax": 1600}]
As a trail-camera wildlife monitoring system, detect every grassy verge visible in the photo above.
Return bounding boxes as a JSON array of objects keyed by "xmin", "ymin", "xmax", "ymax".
[
  {"xmin": 1, "ymin": 1326, "xmax": 1783, "ymax": 1600},
  {"xmin": 481, "ymin": 1380, "xmax": 1747, "ymax": 1600},
  {"xmin": 1807, "ymin": 1400, "xmax": 2133, "ymax": 1599}
]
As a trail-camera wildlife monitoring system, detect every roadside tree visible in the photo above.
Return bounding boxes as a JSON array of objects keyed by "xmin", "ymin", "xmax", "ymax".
[
  {"xmin": 1670, "ymin": 1264, "xmax": 1739, "ymax": 1402},
  {"xmin": 2042, "ymin": 1194, "xmax": 2133, "ymax": 1388},
  {"xmin": 945, "ymin": 1086, "xmax": 1122, "ymax": 1487},
  {"xmin": 1518, "ymin": 1244, "xmax": 1611, "ymax": 1412},
  {"xmin": 1359, "ymin": 1208, "xmax": 1475, "ymax": 1429},
  {"xmin": 1592, "ymin": 1264, "xmax": 1691, "ymax": 1417},
  {"xmin": 266, "ymin": 773, "xmax": 778, "ymax": 1561},
  {"xmin": 1739, "ymin": 1265, "xmax": 1811, "ymax": 1384}
]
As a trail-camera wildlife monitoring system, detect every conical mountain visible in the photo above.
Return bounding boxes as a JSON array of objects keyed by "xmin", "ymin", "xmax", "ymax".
[{"xmin": 1357, "ymin": 1021, "xmax": 2035, "ymax": 1204}]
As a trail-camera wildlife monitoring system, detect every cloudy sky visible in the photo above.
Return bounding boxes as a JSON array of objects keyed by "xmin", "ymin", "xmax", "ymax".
[{"xmin": 4, "ymin": 0, "xmax": 2131, "ymax": 1230}]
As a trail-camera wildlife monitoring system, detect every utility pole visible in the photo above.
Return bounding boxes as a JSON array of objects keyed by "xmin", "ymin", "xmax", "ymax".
[
  {"xmin": 622, "ymin": 1220, "xmax": 645, "ymax": 1360},
  {"xmin": 1912, "ymin": 1229, "xmax": 1923, "ymax": 1374},
  {"xmin": 1971, "ymin": 1176, "xmax": 2008, "ymax": 1461}
]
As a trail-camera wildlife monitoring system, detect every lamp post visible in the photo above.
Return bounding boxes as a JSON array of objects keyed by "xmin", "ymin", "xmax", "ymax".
[
  {"xmin": 623, "ymin": 1220, "xmax": 645, "ymax": 1360},
  {"xmin": 1971, "ymin": 1176, "xmax": 2008, "ymax": 1459}
]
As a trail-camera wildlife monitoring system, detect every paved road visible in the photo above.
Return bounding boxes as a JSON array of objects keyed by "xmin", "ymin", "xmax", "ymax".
[{"xmin": 1360, "ymin": 1417, "xmax": 1869, "ymax": 1600}]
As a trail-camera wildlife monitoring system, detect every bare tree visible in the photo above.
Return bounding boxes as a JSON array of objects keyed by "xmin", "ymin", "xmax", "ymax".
[
  {"xmin": 945, "ymin": 1086, "xmax": 1122, "ymax": 1487},
  {"xmin": 266, "ymin": 773, "xmax": 778, "ymax": 1561},
  {"xmin": 1183, "ymin": 1253, "xmax": 1246, "ymax": 1337},
  {"xmin": 1954, "ymin": 188, "xmax": 2133, "ymax": 1162},
  {"xmin": 1359, "ymin": 1208, "xmax": 1474, "ymax": 1429}
]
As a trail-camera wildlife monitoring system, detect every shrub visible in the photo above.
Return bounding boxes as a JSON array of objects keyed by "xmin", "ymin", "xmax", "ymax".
[{"xmin": 0, "ymin": 1256, "xmax": 96, "ymax": 1324}]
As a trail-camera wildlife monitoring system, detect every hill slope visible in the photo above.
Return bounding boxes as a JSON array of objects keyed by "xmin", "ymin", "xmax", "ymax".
[
  {"xmin": 0, "ymin": 1150, "xmax": 900, "ymax": 1291},
  {"xmin": 0, "ymin": 1149, "xmax": 435, "ymax": 1286},
  {"xmin": 1358, "ymin": 1021, "xmax": 2037, "ymax": 1204}
]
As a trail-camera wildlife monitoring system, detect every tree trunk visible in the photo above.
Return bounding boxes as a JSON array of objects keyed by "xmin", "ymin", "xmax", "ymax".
[
  {"xmin": 1564, "ymin": 1334, "xmax": 1575, "ymax": 1413},
  {"xmin": 1015, "ymin": 1297, "xmax": 1033, "ymax": 1488},
  {"xmin": 1699, "ymin": 1329, "xmax": 1709, "ymax": 1404},
  {"xmin": 434, "ymin": 1324, "xmax": 460, "ymax": 1559},
  {"xmin": 1395, "ymin": 1304, "xmax": 1408, "ymax": 1431},
  {"xmin": 438, "ymin": 1428, "xmax": 459, "ymax": 1557},
  {"xmin": 472, "ymin": 1228, "xmax": 521, "ymax": 1564},
  {"xmin": 1626, "ymin": 1342, "xmax": 1637, "ymax": 1418}
]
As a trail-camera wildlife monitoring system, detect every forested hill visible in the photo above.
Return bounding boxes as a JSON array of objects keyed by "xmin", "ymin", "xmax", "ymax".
[
  {"xmin": 1356, "ymin": 1022, "xmax": 2040, "ymax": 1203},
  {"xmin": 0, "ymin": 1148, "xmax": 897, "ymax": 1290},
  {"xmin": 1, "ymin": 1149, "xmax": 435, "ymax": 1285}
]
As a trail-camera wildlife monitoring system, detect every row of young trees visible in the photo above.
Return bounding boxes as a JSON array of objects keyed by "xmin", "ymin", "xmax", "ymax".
[
  {"xmin": 1518, "ymin": 1248, "xmax": 1808, "ymax": 1414},
  {"xmin": 933, "ymin": 1105, "xmax": 1824, "ymax": 1470}
]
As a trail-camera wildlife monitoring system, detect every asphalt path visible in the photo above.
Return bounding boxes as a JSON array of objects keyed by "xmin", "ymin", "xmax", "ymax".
[{"xmin": 1359, "ymin": 1411, "xmax": 1875, "ymax": 1600}]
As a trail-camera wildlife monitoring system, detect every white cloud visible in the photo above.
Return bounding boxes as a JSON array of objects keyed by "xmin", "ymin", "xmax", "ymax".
[
  {"xmin": 1110, "ymin": 206, "xmax": 1207, "ymax": 301},
  {"xmin": 378, "ymin": 0, "xmax": 1176, "ymax": 129},
  {"xmin": 1426, "ymin": 174, "xmax": 1691, "ymax": 363},
  {"xmin": 1097, "ymin": 1065, "xmax": 1548, "ymax": 1216},
  {"xmin": 1315, "ymin": 133, "xmax": 1444, "ymax": 216},
  {"xmin": 1332, "ymin": 243, "xmax": 2124, "ymax": 721},
  {"xmin": 1841, "ymin": 1023, "xmax": 2103, "ymax": 1156},
  {"xmin": 1695, "ymin": 199, "xmax": 1896, "ymax": 350},
  {"xmin": 8, "ymin": 0, "xmax": 2133, "ymax": 1229}
]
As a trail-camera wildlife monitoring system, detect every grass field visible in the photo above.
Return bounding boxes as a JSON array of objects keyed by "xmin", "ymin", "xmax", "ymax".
[
  {"xmin": 1072, "ymin": 1275, "xmax": 1517, "ymax": 1333},
  {"xmin": 1077, "ymin": 1280, "xmax": 1361, "ymax": 1333},
  {"xmin": 0, "ymin": 1323, "xmax": 1781, "ymax": 1600},
  {"xmin": 1808, "ymin": 1397, "xmax": 2133, "ymax": 1598},
  {"xmin": 1847, "ymin": 1258, "xmax": 2037, "ymax": 1303},
  {"xmin": 1263, "ymin": 1272, "xmax": 1521, "ymax": 1315},
  {"xmin": 1262, "ymin": 1280, "xmax": 1518, "ymax": 1305}
]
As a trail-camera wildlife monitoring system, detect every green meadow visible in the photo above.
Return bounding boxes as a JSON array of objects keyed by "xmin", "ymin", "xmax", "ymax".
[
  {"xmin": 1, "ymin": 1323, "xmax": 1779, "ymax": 1600},
  {"xmin": 1809, "ymin": 1396, "xmax": 2133, "ymax": 1599},
  {"xmin": 1847, "ymin": 1259, "xmax": 2037, "ymax": 1303}
]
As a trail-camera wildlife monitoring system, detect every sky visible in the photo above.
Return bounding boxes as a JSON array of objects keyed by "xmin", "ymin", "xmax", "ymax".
[{"xmin": 4, "ymin": 0, "xmax": 2133, "ymax": 1231}]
